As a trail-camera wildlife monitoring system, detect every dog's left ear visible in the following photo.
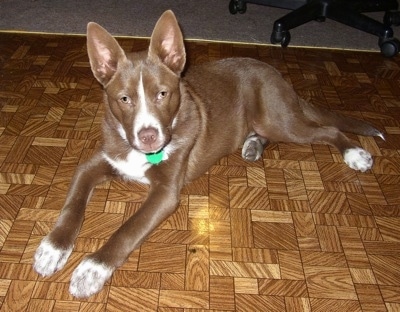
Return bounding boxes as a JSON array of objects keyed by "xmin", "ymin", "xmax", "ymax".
[{"xmin": 148, "ymin": 10, "xmax": 186, "ymax": 75}]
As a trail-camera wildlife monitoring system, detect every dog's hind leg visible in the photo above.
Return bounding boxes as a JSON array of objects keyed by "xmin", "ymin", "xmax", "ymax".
[
  {"xmin": 242, "ymin": 132, "xmax": 269, "ymax": 161},
  {"xmin": 256, "ymin": 120, "xmax": 374, "ymax": 172},
  {"xmin": 317, "ymin": 127, "xmax": 373, "ymax": 172}
]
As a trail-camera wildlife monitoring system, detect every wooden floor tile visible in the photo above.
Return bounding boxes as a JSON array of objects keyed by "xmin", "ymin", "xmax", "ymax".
[{"xmin": 1, "ymin": 31, "xmax": 400, "ymax": 310}]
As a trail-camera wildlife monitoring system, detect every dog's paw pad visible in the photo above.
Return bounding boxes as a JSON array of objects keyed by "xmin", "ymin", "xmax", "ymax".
[
  {"xmin": 344, "ymin": 147, "xmax": 373, "ymax": 172},
  {"xmin": 33, "ymin": 238, "xmax": 73, "ymax": 277},
  {"xmin": 242, "ymin": 138, "xmax": 264, "ymax": 162},
  {"xmin": 69, "ymin": 258, "xmax": 113, "ymax": 298}
]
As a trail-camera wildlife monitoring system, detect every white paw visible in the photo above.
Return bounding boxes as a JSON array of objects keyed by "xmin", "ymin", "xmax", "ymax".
[
  {"xmin": 344, "ymin": 147, "xmax": 373, "ymax": 172},
  {"xmin": 69, "ymin": 258, "xmax": 113, "ymax": 298},
  {"xmin": 33, "ymin": 238, "xmax": 73, "ymax": 277},
  {"xmin": 242, "ymin": 137, "xmax": 264, "ymax": 161}
]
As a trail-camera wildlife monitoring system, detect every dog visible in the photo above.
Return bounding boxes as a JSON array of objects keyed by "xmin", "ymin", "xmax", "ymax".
[{"xmin": 33, "ymin": 10, "xmax": 383, "ymax": 298}]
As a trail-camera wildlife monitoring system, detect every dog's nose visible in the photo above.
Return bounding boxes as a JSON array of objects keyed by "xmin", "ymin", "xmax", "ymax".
[{"xmin": 138, "ymin": 127, "xmax": 158, "ymax": 145}]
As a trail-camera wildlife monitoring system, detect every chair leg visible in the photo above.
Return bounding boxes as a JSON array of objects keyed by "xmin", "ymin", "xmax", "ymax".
[
  {"xmin": 273, "ymin": 2, "xmax": 322, "ymax": 32},
  {"xmin": 328, "ymin": 4, "xmax": 400, "ymax": 57},
  {"xmin": 328, "ymin": 4, "xmax": 394, "ymax": 38},
  {"xmin": 271, "ymin": 2, "xmax": 323, "ymax": 46},
  {"xmin": 245, "ymin": 0, "xmax": 306, "ymax": 10}
]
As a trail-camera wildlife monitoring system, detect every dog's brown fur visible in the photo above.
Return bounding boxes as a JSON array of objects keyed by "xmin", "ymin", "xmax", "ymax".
[{"xmin": 33, "ymin": 10, "xmax": 383, "ymax": 298}]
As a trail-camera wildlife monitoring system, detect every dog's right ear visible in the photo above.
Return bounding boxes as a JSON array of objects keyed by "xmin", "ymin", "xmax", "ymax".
[{"xmin": 86, "ymin": 22, "xmax": 127, "ymax": 86}]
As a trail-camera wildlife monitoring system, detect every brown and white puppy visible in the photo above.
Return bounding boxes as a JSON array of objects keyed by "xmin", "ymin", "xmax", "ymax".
[{"xmin": 33, "ymin": 10, "xmax": 383, "ymax": 298}]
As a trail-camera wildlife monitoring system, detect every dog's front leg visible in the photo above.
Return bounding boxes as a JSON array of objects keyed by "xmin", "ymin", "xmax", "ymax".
[
  {"xmin": 69, "ymin": 181, "xmax": 181, "ymax": 298},
  {"xmin": 33, "ymin": 152, "xmax": 113, "ymax": 277}
]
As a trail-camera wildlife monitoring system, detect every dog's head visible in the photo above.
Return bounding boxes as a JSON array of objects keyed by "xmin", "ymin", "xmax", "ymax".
[{"xmin": 86, "ymin": 10, "xmax": 186, "ymax": 154}]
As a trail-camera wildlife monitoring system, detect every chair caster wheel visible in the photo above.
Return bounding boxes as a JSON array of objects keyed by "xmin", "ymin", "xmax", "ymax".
[
  {"xmin": 379, "ymin": 37, "xmax": 400, "ymax": 57},
  {"xmin": 229, "ymin": 0, "xmax": 247, "ymax": 14},
  {"xmin": 271, "ymin": 30, "xmax": 291, "ymax": 47}
]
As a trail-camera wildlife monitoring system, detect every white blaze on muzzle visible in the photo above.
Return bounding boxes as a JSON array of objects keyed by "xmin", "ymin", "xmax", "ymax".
[{"xmin": 133, "ymin": 69, "xmax": 165, "ymax": 152}]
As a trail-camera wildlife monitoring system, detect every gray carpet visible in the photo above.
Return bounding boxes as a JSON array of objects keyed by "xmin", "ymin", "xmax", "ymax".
[{"xmin": 0, "ymin": 0, "xmax": 396, "ymax": 51}]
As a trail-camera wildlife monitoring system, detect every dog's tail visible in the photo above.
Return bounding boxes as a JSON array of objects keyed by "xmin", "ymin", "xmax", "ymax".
[{"xmin": 300, "ymin": 99, "xmax": 385, "ymax": 140}]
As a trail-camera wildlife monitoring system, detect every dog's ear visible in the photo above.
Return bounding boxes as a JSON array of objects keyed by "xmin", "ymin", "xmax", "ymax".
[
  {"xmin": 86, "ymin": 22, "xmax": 127, "ymax": 86},
  {"xmin": 148, "ymin": 10, "xmax": 186, "ymax": 75}
]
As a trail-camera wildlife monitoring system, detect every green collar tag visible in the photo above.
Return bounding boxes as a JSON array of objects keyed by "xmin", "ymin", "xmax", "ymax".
[{"xmin": 146, "ymin": 150, "xmax": 164, "ymax": 165}]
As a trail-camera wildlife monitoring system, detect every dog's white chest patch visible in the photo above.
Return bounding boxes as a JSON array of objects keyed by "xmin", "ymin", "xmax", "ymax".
[{"xmin": 103, "ymin": 150, "xmax": 151, "ymax": 183}]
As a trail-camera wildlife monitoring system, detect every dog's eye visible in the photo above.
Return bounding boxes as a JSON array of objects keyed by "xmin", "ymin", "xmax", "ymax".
[
  {"xmin": 120, "ymin": 96, "xmax": 131, "ymax": 105},
  {"xmin": 157, "ymin": 91, "xmax": 168, "ymax": 100}
]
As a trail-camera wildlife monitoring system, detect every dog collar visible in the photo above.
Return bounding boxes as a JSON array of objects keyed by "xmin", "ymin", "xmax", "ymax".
[{"xmin": 146, "ymin": 149, "xmax": 164, "ymax": 165}]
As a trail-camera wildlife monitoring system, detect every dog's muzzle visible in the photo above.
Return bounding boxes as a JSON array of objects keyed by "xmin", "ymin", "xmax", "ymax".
[{"xmin": 137, "ymin": 127, "xmax": 164, "ymax": 153}]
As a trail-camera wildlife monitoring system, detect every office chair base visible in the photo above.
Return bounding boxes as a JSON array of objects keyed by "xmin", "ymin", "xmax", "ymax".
[{"xmin": 229, "ymin": 0, "xmax": 400, "ymax": 57}]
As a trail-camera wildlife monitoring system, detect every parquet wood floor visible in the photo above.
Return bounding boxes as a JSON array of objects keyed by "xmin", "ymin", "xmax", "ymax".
[{"xmin": 0, "ymin": 31, "xmax": 400, "ymax": 311}]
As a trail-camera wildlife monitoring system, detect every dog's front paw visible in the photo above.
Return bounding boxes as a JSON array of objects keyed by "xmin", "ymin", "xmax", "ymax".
[
  {"xmin": 69, "ymin": 258, "xmax": 113, "ymax": 298},
  {"xmin": 343, "ymin": 147, "xmax": 373, "ymax": 172},
  {"xmin": 33, "ymin": 237, "xmax": 73, "ymax": 277}
]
